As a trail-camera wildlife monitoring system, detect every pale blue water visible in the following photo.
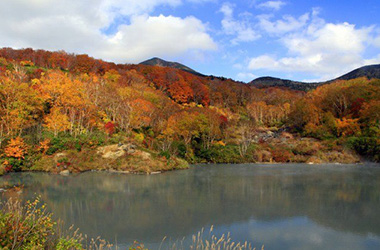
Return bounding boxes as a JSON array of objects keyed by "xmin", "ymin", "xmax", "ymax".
[{"xmin": 1, "ymin": 163, "xmax": 380, "ymax": 249}]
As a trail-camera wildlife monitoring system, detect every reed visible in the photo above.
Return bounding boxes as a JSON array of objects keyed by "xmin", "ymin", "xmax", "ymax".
[{"xmin": 162, "ymin": 226, "xmax": 263, "ymax": 250}]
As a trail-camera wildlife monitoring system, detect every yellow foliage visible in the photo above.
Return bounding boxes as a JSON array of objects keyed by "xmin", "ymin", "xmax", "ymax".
[
  {"xmin": 20, "ymin": 60, "xmax": 34, "ymax": 66},
  {"xmin": 134, "ymin": 133, "xmax": 145, "ymax": 144},
  {"xmin": 214, "ymin": 141, "xmax": 226, "ymax": 147},
  {"xmin": 0, "ymin": 57, "xmax": 7, "ymax": 66},
  {"xmin": 44, "ymin": 107, "xmax": 71, "ymax": 135},
  {"xmin": 104, "ymin": 69, "xmax": 121, "ymax": 83}
]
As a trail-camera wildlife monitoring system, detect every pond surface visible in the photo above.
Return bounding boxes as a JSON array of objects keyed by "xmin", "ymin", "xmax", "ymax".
[{"xmin": 1, "ymin": 164, "xmax": 380, "ymax": 249}]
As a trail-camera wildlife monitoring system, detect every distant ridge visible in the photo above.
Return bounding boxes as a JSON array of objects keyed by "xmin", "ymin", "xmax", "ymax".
[
  {"xmin": 249, "ymin": 77, "xmax": 322, "ymax": 91},
  {"xmin": 249, "ymin": 64, "xmax": 380, "ymax": 91},
  {"xmin": 139, "ymin": 57, "xmax": 205, "ymax": 77},
  {"xmin": 335, "ymin": 64, "xmax": 380, "ymax": 80}
]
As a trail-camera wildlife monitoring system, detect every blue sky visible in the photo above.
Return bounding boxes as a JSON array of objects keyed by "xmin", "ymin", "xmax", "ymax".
[{"xmin": 1, "ymin": 0, "xmax": 380, "ymax": 82}]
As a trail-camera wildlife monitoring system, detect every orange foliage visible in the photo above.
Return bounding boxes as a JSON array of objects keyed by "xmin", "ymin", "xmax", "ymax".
[
  {"xmin": 130, "ymin": 98, "xmax": 156, "ymax": 128},
  {"xmin": 4, "ymin": 137, "xmax": 28, "ymax": 159},
  {"xmin": 335, "ymin": 118, "xmax": 360, "ymax": 137},
  {"xmin": 37, "ymin": 139, "xmax": 50, "ymax": 154}
]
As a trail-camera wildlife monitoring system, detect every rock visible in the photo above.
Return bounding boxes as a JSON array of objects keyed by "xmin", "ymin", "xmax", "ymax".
[
  {"xmin": 54, "ymin": 152, "xmax": 68, "ymax": 161},
  {"xmin": 120, "ymin": 144, "xmax": 136, "ymax": 154},
  {"xmin": 97, "ymin": 143, "xmax": 137, "ymax": 159},
  {"xmin": 307, "ymin": 156, "xmax": 323, "ymax": 164},
  {"xmin": 109, "ymin": 169, "xmax": 130, "ymax": 174},
  {"xmin": 281, "ymin": 132, "xmax": 294, "ymax": 139},
  {"xmin": 97, "ymin": 144, "xmax": 126, "ymax": 159},
  {"xmin": 139, "ymin": 151, "xmax": 151, "ymax": 160},
  {"xmin": 60, "ymin": 170, "xmax": 70, "ymax": 176},
  {"xmin": 150, "ymin": 171, "xmax": 161, "ymax": 175}
]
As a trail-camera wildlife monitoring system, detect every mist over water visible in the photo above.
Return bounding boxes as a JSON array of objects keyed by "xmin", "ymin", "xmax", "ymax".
[{"xmin": 1, "ymin": 164, "xmax": 380, "ymax": 249}]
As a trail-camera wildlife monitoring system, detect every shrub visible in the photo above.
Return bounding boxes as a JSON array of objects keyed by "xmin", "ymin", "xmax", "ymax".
[
  {"xmin": 159, "ymin": 150, "xmax": 171, "ymax": 160},
  {"xmin": 195, "ymin": 144, "xmax": 249, "ymax": 163},
  {"xmin": 0, "ymin": 197, "xmax": 80, "ymax": 249},
  {"xmin": 2, "ymin": 137, "xmax": 29, "ymax": 172},
  {"xmin": 4, "ymin": 137, "xmax": 28, "ymax": 159},
  {"xmin": 45, "ymin": 132, "xmax": 107, "ymax": 155},
  {"xmin": 292, "ymin": 141, "xmax": 320, "ymax": 156},
  {"xmin": 0, "ymin": 198, "xmax": 114, "ymax": 250},
  {"xmin": 347, "ymin": 137, "xmax": 380, "ymax": 162},
  {"xmin": 271, "ymin": 148, "xmax": 294, "ymax": 162}
]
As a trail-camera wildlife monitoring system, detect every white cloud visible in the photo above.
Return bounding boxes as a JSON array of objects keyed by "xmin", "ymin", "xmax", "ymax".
[
  {"xmin": 257, "ymin": 1, "xmax": 286, "ymax": 11},
  {"xmin": 248, "ymin": 11, "xmax": 380, "ymax": 81},
  {"xmin": 100, "ymin": 15, "xmax": 217, "ymax": 62},
  {"xmin": 258, "ymin": 13, "xmax": 310, "ymax": 35},
  {"xmin": 0, "ymin": 0, "xmax": 217, "ymax": 63},
  {"xmin": 236, "ymin": 72, "xmax": 257, "ymax": 81},
  {"xmin": 220, "ymin": 3, "xmax": 261, "ymax": 44},
  {"xmin": 248, "ymin": 55, "xmax": 279, "ymax": 69}
]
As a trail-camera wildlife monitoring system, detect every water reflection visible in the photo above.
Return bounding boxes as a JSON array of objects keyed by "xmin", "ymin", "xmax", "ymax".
[{"xmin": 1, "ymin": 164, "xmax": 380, "ymax": 249}]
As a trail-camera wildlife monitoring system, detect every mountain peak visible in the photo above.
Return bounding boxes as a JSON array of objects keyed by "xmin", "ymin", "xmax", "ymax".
[{"xmin": 139, "ymin": 57, "xmax": 204, "ymax": 76}]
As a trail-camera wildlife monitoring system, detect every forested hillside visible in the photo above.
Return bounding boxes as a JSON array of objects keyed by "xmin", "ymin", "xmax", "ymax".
[
  {"xmin": 0, "ymin": 48, "xmax": 379, "ymax": 175},
  {"xmin": 249, "ymin": 64, "xmax": 380, "ymax": 91}
]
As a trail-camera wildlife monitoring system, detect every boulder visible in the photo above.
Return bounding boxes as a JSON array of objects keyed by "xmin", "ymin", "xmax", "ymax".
[
  {"xmin": 54, "ymin": 152, "xmax": 67, "ymax": 162},
  {"xmin": 60, "ymin": 170, "xmax": 70, "ymax": 176},
  {"xmin": 306, "ymin": 156, "xmax": 323, "ymax": 164},
  {"xmin": 139, "ymin": 151, "xmax": 151, "ymax": 160},
  {"xmin": 119, "ymin": 143, "xmax": 136, "ymax": 154},
  {"xmin": 97, "ymin": 143, "xmax": 137, "ymax": 159},
  {"xmin": 281, "ymin": 132, "xmax": 294, "ymax": 139}
]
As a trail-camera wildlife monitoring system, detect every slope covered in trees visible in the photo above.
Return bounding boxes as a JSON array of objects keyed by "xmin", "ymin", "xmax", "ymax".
[{"xmin": 0, "ymin": 48, "xmax": 379, "ymax": 175}]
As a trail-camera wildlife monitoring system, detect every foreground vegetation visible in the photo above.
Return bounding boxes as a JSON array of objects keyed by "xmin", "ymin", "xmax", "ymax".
[
  {"xmin": 0, "ymin": 48, "xmax": 379, "ymax": 176},
  {"xmin": 0, "ymin": 197, "xmax": 258, "ymax": 250},
  {"xmin": 0, "ymin": 197, "xmax": 114, "ymax": 249}
]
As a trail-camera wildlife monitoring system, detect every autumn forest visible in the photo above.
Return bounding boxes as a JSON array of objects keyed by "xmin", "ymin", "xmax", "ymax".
[{"xmin": 0, "ymin": 48, "xmax": 379, "ymax": 175}]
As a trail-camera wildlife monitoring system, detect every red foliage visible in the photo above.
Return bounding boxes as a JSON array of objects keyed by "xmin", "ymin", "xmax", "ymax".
[
  {"xmin": 271, "ymin": 149, "xmax": 293, "ymax": 162},
  {"xmin": 104, "ymin": 122, "xmax": 116, "ymax": 135},
  {"xmin": 350, "ymin": 97, "xmax": 365, "ymax": 117},
  {"xmin": 29, "ymin": 68, "xmax": 45, "ymax": 80},
  {"xmin": 5, "ymin": 165, "xmax": 12, "ymax": 172},
  {"xmin": 0, "ymin": 66, "xmax": 6, "ymax": 75}
]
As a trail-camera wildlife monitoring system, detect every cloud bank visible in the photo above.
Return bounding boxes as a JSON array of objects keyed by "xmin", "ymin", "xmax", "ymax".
[
  {"xmin": 246, "ymin": 9, "xmax": 380, "ymax": 81},
  {"xmin": 0, "ymin": 0, "xmax": 217, "ymax": 63}
]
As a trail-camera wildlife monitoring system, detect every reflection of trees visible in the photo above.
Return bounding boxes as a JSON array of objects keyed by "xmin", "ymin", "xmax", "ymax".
[{"xmin": 1, "ymin": 164, "xmax": 380, "ymax": 244}]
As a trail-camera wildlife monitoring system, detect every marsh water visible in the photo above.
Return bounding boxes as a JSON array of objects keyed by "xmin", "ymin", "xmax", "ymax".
[{"xmin": 1, "ymin": 164, "xmax": 380, "ymax": 249}]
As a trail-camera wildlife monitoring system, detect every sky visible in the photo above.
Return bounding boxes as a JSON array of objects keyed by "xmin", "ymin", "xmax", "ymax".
[{"xmin": 1, "ymin": 0, "xmax": 380, "ymax": 82}]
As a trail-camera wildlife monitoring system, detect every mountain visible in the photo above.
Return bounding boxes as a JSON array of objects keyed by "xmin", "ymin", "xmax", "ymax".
[
  {"xmin": 249, "ymin": 77, "xmax": 322, "ymax": 91},
  {"xmin": 335, "ymin": 64, "xmax": 380, "ymax": 80},
  {"xmin": 139, "ymin": 57, "xmax": 205, "ymax": 77},
  {"xmin": 249, "ymin": 64, "xmax": 380, "ymax": 91}
]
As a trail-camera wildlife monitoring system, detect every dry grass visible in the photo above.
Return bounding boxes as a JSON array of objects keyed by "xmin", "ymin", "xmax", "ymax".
[{"xmin": 162, "ymin": 226, "xmax": 262, "ymax": 250}]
